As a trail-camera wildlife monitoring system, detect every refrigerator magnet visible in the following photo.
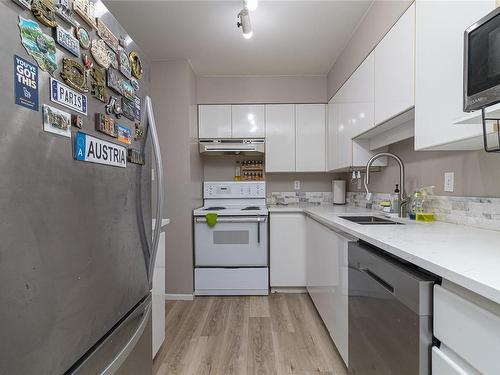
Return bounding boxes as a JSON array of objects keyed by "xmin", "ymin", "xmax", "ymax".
[
  {"xmin": 42, "ymin": 104, "xmax": 71, "ymax": 138},
  {"xmin": 14, "ymin": 55, "xmax": 39, "ymax": 112},
  {"xmin": 31, "ymin": 0, "xmax": 57, "ymax": 28},
  {"xmin": 18, "ymin": 16, "xmax": 58, "ymax": 75},
  {"xmin": 116, "ymin": 124, "xmax": 132, "ymax": 145}
]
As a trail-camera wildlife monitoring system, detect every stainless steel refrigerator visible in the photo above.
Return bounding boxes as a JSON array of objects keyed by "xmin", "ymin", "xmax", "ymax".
[{"xmin": 0, "ymin": 0, "xmax": 164, "ymax": 374}]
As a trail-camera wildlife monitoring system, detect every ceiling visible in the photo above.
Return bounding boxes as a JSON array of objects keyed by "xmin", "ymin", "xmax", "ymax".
[{"xmin": 104, "ymin": 0, "xmax": 373, "ymax": 76}]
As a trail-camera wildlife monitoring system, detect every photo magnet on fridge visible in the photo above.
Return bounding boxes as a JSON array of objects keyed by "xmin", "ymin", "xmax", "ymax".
[{"xmin": 14, "ymin": 55, "xmax": 39, "ymax": 111}]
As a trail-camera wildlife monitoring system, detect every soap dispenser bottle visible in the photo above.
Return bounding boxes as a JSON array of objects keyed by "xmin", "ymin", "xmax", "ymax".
[{"xmin": 391, "ymin": 184, "xmax": 400, "ymax": 214}]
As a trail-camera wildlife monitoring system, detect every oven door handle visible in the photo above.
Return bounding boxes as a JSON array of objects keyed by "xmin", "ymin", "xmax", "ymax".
[{"xmin": 194, "ymin": 217, "xmax": 267, "ymax": 224}]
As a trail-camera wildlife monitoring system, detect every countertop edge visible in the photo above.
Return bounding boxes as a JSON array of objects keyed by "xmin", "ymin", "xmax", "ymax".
[{"xmin": 269, "ymin": 205, "xmax": 500, "ymax": 305}]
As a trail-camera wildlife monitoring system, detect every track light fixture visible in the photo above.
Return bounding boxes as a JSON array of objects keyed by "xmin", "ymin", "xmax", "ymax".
[{"xmin": 237, "ymin": 7, "xmax": 253, "ymax": 39}]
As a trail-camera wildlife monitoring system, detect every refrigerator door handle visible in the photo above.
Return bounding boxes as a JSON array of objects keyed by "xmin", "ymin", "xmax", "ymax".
[
  {"xmin": 146, "ymin": 96, "xmax": 165, "ymax": 288},
  {"xmin": 100, "ymin": 300, "xmax": 152, "ymax": 375}
]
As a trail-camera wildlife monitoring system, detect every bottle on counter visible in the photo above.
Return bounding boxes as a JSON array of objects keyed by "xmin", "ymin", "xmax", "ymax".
[
  {"xmin": 235, "ymin": 161, "xmax": 241, "ymax": 181},
  {"xmin": 391, "ymin": 184, "xmax": 400, "ymax": 214}
]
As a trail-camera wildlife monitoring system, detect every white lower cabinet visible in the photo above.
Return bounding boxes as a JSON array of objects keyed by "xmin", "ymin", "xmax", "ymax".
[
  {"xmin": 152, "ymin": 230, "xmax": 166, "ymax": 358},
  {"xmin": 433, "ymin": 282, "xmax": 500, "ymax": 374},
  {"xmin": 306, "ymin": 215, "xmax": 352, "ymax": 366},
  {"xmin": 270, "ymin": 212, "xmax": 306, "ymax": 287}
]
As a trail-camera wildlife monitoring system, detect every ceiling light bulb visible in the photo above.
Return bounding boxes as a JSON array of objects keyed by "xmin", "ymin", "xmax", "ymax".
[
  {"xmin": 244, "ymin": 0, "xmax": 258, "ymax": 12},
  {"xmin": 237, "ymin": 8, "xmax": 252, "ymax": 39}
]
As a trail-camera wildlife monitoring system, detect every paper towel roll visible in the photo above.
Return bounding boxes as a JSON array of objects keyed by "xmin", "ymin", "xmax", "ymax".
[{"xmin": 332, "ymin": 180, "xmax": 346, "ymax": 205}]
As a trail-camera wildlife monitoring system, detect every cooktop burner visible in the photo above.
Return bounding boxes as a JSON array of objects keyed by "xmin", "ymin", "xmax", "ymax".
[
  {"xmin": 203, "ymin": 207, "xmax": 226, "ymax": 210},
  {"xmin": 242, "ymin": 206, "xmax": 261, "ymax": 210}
]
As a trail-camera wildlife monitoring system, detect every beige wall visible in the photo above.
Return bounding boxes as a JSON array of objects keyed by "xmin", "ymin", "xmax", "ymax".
[
  {"xmin": 349, "ymin": 138, "xmax": 500, "ymax": 197},
  {"xmin": 197, "ymin": 75, "xmax": 327, "ymax": 104},
  {"xmin": 326, "ymin": 0, "xmax": 413, "ymax": 100},
  {"xmin": 202, "ymin": 154, "xmax": 341, "ymax": 194},
  {"xmin": 151, "ymin": 60, "xmax": 203, "ymax": 295}
]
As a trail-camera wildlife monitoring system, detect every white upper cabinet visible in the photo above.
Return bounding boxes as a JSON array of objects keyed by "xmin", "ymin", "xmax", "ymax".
[
  {"xmin": 415, "ymin": 0, "xmax": 494, "ymax": 150},
  {"xmin": 231, "ymin": 105, "xmax": 265, "ymax": 138},
  {"xmin": 265, "ymin": 104, "xmax": 295, "ymax": 172},
  {"xmin": 295, "ymin": 104, "xmax": 326, "ymax": 172},
  {"xmin": 374, "ymin": 3, "xmax": 415, "ymax": 126},
  {"xmin": 198, "ymin": 105, "xmax": 232, "ymax": 139},
  {"xmin": 327, "ymin": 52, "xmax": 385, "ymax": 171}
]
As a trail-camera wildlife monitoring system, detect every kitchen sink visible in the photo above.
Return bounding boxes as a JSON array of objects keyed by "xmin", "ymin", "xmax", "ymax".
[{"xmin": 339, "ymin": 216, "xmax": 404, "ymax": 225}]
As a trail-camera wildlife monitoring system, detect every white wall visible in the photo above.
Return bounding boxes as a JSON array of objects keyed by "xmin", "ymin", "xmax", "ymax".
[
  {"xmin": 151, "ymin": 60, "xmax": 203, "ymax": 295},
  {"xmin": 197, "ymin": 75, "xmax": 327, "ymax": 104}
]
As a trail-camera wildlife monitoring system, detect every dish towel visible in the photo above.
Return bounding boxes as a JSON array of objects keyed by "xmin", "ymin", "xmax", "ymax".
[{"xmin": 205, "ymin": 213, "xmax": 218, "ymax": 228}]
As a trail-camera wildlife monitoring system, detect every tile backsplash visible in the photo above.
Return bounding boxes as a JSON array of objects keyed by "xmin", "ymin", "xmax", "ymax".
[
  {"xmin": 268, "ymin": 191, "xmax": 333, "ymax": 205},
  {"xmin": 347, "ymin": 192, "xmax": 500, "ymax": 231}
]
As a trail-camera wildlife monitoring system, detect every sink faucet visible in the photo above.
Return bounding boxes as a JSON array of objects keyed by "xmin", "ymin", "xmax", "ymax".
[{"xmin": 364, "ymin": 152, "xmax": 408, "ymax": 218}]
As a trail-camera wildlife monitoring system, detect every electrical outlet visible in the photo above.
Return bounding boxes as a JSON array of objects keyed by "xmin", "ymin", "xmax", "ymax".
[
  {"xmin": 294, "ymin": 180, "xmax": 301, "ymax": 190},
  {"xmin": 444, "ymin": 172, "xmax": 454, "ymax": 192}
]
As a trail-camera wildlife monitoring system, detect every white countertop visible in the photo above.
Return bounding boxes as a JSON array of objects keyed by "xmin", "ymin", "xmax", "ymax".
[{"xmin": 269, "ymin": 204, "xmax": 500, "ymax": 304}]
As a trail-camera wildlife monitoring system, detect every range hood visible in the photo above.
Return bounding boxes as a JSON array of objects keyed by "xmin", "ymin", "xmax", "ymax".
[{"xmin": 199, "ymin": 139, "xmax": 265, "ymax": 155}]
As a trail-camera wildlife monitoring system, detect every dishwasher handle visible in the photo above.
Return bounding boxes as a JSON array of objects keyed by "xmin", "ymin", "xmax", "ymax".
[{"xmin": 360, "ymin": 267, "xmax": 395, "ymax": 294}]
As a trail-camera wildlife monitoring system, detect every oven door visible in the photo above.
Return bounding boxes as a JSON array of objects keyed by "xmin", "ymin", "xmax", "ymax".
[{"xmin": 194, "ymin": 216, "xmax": 268, "ymax": 266}]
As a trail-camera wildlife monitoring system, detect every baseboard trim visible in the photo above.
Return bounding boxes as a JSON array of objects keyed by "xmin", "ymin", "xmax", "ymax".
[
  {"xmin": 165, "ymin": 293, "xmax": 194, "ymax": 301},
  {"xmin": 271, "ymin": 287, "xmax": 307, "ymax": 294}
]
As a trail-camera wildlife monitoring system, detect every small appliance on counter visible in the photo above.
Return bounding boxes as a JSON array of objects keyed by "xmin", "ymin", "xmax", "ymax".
[
  {"xmin": 333, "ymin": 180, "xmax": 346, "ymax": 205},
  {"xmin": 464, "ymin": 6, "xmax": 500, "ymax": 151},
  {"xmin": 193, "ymin": 181, "xmax": 269, "ymax": 295}
]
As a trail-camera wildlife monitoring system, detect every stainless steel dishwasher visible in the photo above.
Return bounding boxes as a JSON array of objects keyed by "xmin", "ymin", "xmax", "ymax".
[{"xmin": 348, "ymin": 242, "xmax": 436, "ymax": 375}]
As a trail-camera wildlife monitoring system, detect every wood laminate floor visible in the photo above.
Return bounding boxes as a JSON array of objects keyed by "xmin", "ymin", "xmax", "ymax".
[{"xmin": 153, "ymin": 293, "xmax": 347, "ymax": 375}]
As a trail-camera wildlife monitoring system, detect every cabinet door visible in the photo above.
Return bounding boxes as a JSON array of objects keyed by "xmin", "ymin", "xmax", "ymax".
[
  {"xmin": 270, "ymin": 213, "xmax": 306, "ymax": 287},
  {"xmin": 326, "ymin": 98, "xmax": 338, "ymax": 171},
  {"xmin": 374, "ymin": 3, "xmax": 415, "ymax": 126},
  {"xmin": 231, "ymin": 105, "xmax": 265, "ymax": 138},
  {"xmin": 295, "ymin": 104, "xmax": 326, "ymax": 172},
  {"xmin": 415, "ymin": 1, "xmax": 494, "ymax": 150},
  {"xmin": 305, "ymin": 217, "xmax": 349, "ymax": 365},
  {"xmin": 265, "ymin": 105, "xmax": 295, "ymax": 172},
  {"xmin": 198, "ymin": 105, "xmax": 232, "ymax": 139}
]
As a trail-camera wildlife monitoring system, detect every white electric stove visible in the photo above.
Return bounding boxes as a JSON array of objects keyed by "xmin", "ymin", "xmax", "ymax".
[{"xmin": 193, "ymin": 181, "xmax": 269, "ymax": 296}]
